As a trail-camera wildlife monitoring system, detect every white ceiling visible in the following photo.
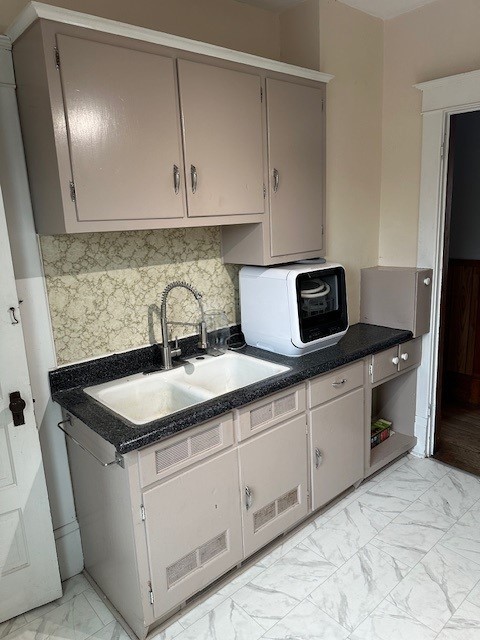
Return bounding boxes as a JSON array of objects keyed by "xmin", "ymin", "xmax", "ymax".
[{"xmin": 235, "ymin": 0, "xmax": 440, "ymax": 20}]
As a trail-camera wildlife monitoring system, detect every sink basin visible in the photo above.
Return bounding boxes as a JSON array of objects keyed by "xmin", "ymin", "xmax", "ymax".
[
  {"xmin": 84, "ymin": 376, "xmax": 212, "ymax": 426},
  {"xmin": 168, "ymin": 352, "xmax": 289, "ymax": 395},
  {"xmin": 85, "ymin": 352, "xmax": 289, "ymax": 426}
]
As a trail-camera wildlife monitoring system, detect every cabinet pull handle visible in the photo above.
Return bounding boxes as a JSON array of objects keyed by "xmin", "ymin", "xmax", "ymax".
[
  {"xmin": 401, "ymin": 352, "xmax": 409, "ymax": 361},
  {"xmin": 191, "ymin": 165, "xmax": 197, "ymax": 194},
  {"xmin": 315, "ymin": 447, "xmax": 323, "ymax": 469},
  {"xmin": 173, "ymin": 164, "xmax": 180, "ymax": 194},
  {"xmin": 392, "ymin": 356, "xmax": 399, "ymax": 365},
  {"xmin": 423, "ymin": 277, "xmax": 431, "ymax": 286},
  {"xmin": 245, "ymin": 485, "xmax": 253, "ymax": 510},
  {"xmin": 332, "ymin": 379, "xmax": 347, "ymax": 388},
  {"xmin": 273, "ymin": 168, "xmax": 279, "ymax": 193}
]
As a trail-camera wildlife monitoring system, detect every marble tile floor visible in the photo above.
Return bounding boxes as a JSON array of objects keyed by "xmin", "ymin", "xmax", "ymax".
[{"xmin": 3, "ymin": 454, "xmax": 480, "ymax": 640}]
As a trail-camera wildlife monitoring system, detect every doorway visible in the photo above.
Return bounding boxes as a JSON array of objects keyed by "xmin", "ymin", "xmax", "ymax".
[{"xmin": 434, "ymin": 110, "xmax": 480, "ymax": 476}]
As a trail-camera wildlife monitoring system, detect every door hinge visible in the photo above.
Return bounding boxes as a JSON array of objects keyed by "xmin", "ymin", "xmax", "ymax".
[
  {"xmin": 321, "ymin": 224, "xmax": 324, "ymax": 236},
  {"xmin": 427, "ymin": 403, "xmax": 432, "ymax": 418},
  {"xmin": 260, "ymin": 87, "xmax": 263, "ymax": 102},
  {"xmin": 369, "ymin": 363, "xmax": 373, "ymax": 377},
  {"xmin": 140, "ymin": 504, "xmax": 146, "ymax": 521},
  {"xmin": 69, "ymin": 181, "xmax": 76, "ymax": 202},
  {"xmin": 148, "ymin": 581, "xmax": 154, "ymax": 605},
  {"xmin": 263, "ymin": 184, "xmax": 266, "ymax": 199},
  {"xmin": 321, "ymin": 98, "xmax": 325, "ymax": 112},
  {"xmin": 54, "ymin": 47, "xmax": 60, "ymax": 70},
  {"xmin": 440, "ymin": 130, "xmax": 448, "ymax": 159}
]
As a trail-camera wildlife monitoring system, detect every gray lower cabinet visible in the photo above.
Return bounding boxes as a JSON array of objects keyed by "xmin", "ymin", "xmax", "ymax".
[
  {"xmin": 63, "ymin": 374, "xmax": 373, "ymax": 639},
  {"xmin": 238, "ymin": 414, "xmax": 309, "ymax": 557},
  {"xmin": 143, "ymin": 449, "xmax": 243, "ymax": 619},
  {"xmin": 309, "ymin": 387, "xmax": 364, "ymax": 510}
]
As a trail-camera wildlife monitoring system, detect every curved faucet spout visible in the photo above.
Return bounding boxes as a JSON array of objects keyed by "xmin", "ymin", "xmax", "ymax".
[{"xmin": 159, "ymin": 281, "xmax": 207, "ymax": 370}]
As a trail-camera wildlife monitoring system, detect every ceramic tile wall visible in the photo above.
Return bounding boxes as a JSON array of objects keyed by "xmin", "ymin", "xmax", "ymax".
[{"xmin": 40, "ymin": 228, "xmax": 240, "ymax": 365}]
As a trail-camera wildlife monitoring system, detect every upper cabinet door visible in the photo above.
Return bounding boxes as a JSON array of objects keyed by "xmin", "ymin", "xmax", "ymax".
[
  {"xmin": 267, "ymin": 79, "xmax": 325, "ymax": 257},
  {"xmin": 57, "ymin": 35, "xmax": 185, "ymax": 222},
  {"xmin": 178, "ymin": 59, "xmax": 265, "ymax": 218}
]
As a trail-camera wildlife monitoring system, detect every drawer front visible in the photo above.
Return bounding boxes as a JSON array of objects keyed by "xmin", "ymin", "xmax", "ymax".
[
  {"xmin": 308, "ymin": 361, "xmax": 364, "ymax": 408},
  {"xmin": 236, "ymin": 384, "xmax": 306, "ymax": 441},
  {"xmin": 371, "ymin": 346, "xmax": 400, "ymax": 384},
  {"xmin": 138, "ymin": 414, "xmax": 234, "ymax": 487},
  {"xmin": 399, "ymin": 337, "xmax": 422, "ymax": 372}
]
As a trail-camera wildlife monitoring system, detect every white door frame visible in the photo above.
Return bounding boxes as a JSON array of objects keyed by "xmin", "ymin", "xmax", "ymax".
[{"xmin": 415, "ymin": 70, "xmax": 480, "ymax": 456}]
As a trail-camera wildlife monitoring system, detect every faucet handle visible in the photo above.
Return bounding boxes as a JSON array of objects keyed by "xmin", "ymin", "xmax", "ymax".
[
  {"xmin": 171, "ymin": 336, "xmax": 182, "ymax": 359},
  {"xmin": 198, "ymin": 321, "xmax": 208, "ymax": 350}
]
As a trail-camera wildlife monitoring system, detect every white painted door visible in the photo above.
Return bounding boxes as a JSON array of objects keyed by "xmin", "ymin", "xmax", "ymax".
[{"xmin": 0, "ymin": 185, "xmax": 61, "ymax": 621}]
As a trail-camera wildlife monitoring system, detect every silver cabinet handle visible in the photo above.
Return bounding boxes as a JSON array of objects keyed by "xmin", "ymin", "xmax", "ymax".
[
  {"xmin": 424, "ymin": 277, "xmax": 431, "ymax": 286},
  {"xmin": 401, "ymin": 352, "xmax": 409, "ymax": 361},
  {"xmin": 392, "ymin": 356, "xmax": 400, "ymax": 365},
  {"xmin": 273, "ymin": 168, "xmax": 279, "ymax": 193},
  {"xmin": 332, "ymin": 379, "xmax": 347, "ymax": 388},
  {"xmin": 315, "ymin": 447, "xmax": 323, "ymax": 469},
  {"xmin": 191, "ymin": 165, "xmax": 197, "ymax": 194},
  {"xmin": 173, "ymin": 164, "xmax": 180, "ymax": 194},
  {"xmin": 245, "ymin": 485, "xmax": 253, "ymax": 511}
]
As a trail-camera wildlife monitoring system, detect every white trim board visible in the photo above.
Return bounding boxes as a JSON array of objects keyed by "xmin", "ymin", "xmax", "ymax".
[
  {"xmin": 415, "ymin": 70, "xmax": 480, "ymax": 456},
  {"xmin": 6, "ymin": 1, "xmax": 334, "ymax": 84}
]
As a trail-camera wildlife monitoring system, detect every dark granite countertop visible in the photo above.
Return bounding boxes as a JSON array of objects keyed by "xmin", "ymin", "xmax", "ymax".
[{"xmin": 50, "ymin": 323, "xmax": 412, "ymax": 454}]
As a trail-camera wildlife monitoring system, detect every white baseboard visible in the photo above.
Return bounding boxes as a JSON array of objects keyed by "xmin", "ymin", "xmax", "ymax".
[{"xmin": 54, "ymin": 521, "xmax": 84, "ymax": 580}]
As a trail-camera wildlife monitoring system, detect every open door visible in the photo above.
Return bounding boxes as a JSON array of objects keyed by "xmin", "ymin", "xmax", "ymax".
[{"xmin": 0, "ymin": 183, "xmax": 61, "ymax": 621}]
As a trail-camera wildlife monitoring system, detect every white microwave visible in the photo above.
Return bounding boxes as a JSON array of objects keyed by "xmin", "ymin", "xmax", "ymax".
[{"xmin": 239, "ymin": 262, "xmax": 349, "ymax": 356}]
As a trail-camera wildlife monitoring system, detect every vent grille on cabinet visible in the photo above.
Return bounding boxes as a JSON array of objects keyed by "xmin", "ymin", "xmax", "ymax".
[
  {"xmin": 166, "ymin": 531, "xmax": 228, "ymax": 589},
  {"xmin": 274, "ymin": 393, "xmax": 296, "ymax": 417},
  {"xmin": 250, "ymin": 404, "xmax": 273, "ymax": 429},
  {"xmin": 249, "ymin": 393, "xmax": 297, "ymax": 431},
  {"xmin": 253, "ymin": 486, "xmax": 300, "ymax": 533},
  {"xmin": 155, "ymin": 424, "xmax": 221, "ymax": 475}
]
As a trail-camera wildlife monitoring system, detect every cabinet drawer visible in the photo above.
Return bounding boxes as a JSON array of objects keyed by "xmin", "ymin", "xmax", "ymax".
[
  {"xmin": 399, "ymin": 338, "xmax": 422, "ymax": 372},
  {"xmin": 236, "ymin": 384, "xmax": 306, "ymax": 441},
  {"xmin": 371, "ymin": 339, "xmax": 422, "ymax": 384},
  {"xmin": 138, "ymin": 414, "xmax": 234, "ymax": 487},
  {"xmin": 308, "ymin": 361, "xmax": 364, "ymax": 408},
  {"xmin": 371, "ymin": 346, "xmax": 400, "ymax": 384}
]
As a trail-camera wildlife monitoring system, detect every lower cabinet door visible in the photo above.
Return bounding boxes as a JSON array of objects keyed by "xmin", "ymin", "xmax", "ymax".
[
  {"xmin": 143, "ymin": 449, "xmax": 243, "ymax": 619},
  {"xmin": 310, "ymin": 387, "xmax": 364, "ymax": 511},
  {"xmin": 239, "ymin": 414, "xmax": 308, "ymax": 558}
]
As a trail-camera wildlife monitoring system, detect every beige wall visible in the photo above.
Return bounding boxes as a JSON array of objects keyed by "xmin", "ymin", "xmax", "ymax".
[
  {"xmin": 319, "ymin": 0, "xmax": 383, "ymax": 323},
  {"xmin": 279, "ymin": 0, "xmax": 320, "ymax": 70},
  {"xmin": 380, "ymin": 0, "xmax": 480, "ymax": 266},
  {"xmin": 0, "ymin": 0, "xmax": 280, "ymax": 58}
]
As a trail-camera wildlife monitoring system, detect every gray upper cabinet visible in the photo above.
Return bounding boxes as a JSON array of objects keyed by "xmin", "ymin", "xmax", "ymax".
[
  {"xmin": 267, "ymin": 78, "xmax": 325, "ymax": 257},
  {"xmin": 178, "ymin": 60, "xmax": 265, "ymax": 218},
  {"xmin": 13, "ymin": 19, "xmax": 328, "ymax": 239},
  {"xmin": 57, "ymin": 35, "xmax": 185, "ymax": 223},
  {"xmin": 221, "ymin": 78, "xmax": 326, "ymax": 265}
]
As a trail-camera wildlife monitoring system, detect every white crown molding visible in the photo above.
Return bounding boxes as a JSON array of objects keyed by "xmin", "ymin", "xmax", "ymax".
[
  {"xmin": 6, "ymin": 1, "xmax": 334, "ymax": 84},
  {"xmin": 415, "ymin": 69, "xmax": 480, "ymax": 113}
]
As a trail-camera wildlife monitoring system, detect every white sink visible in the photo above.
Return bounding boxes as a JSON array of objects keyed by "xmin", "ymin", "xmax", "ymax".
[
  {"xmin": 84, "ymin": 352, "xmax": 290, "ymax": 426},
  {"xmin": 84, "ymin": 376, "xmax": 212, "ymax": 426},
  {"xmin": 168, "ymin": 352, "xmax": 289, "ymax": 395}
]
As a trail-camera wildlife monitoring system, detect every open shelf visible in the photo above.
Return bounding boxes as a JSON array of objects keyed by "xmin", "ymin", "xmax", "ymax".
[
  {"xmin": 369, "ymin": 432, "xmax": 417, "ymax": 476},
  {"xmin": 366, "ymin": 368, "xmax": 418, "ymax": 477}
]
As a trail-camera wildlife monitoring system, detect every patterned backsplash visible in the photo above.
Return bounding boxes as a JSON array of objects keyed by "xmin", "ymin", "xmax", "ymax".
[{"xmin": 40, "ymin": 227, "xmax": 240, "ymax": 365}]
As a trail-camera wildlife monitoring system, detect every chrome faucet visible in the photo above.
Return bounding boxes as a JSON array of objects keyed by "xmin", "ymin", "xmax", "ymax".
[{"xmin": 159, "ymin": 281, "xmax": 208, "ymax": 370}]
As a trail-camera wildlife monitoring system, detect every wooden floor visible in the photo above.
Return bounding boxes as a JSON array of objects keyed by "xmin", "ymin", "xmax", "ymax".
[{"xmin": 435, "ymin": 402, "xmax": 480, "ymax": 476}]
